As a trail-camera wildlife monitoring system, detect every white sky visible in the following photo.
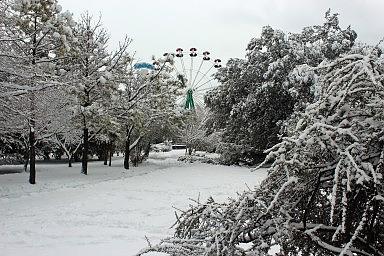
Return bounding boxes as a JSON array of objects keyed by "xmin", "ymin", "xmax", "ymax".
[{"xmin": 59, "ymin": 0, "xmax": 384, "ymax": 63}]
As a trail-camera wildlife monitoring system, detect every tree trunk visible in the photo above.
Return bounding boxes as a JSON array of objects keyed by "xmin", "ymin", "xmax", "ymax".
[
  {"xmin": 68, "ymin": 154, "xmax": 72, "ymax": 167},
  {"xmin": 138, "ymin": 144, "xmax": 144, "ymax": 164},
  {"xmin": 29, "ymin": 124, "xmax": 36, "ymax": 184},
  {"xmin": 108, "ymin": 142, "xmax": 112, "ymax": 166},
  {"xmin": 81, "ymin": 128, "xmax": 88, "ymax": 175},
  {"xmin": 29, "ymin": 15, "xmax": 37, "ymax": 184},
  {"xmin": 124, "ymin": 130, "xmax": 130, "ymax": 170},
  {"xmin": 132, "ymin": 147, "xmax": 139, "ymax": 167},
  {"xmin": 23, "ymin": 149, "xmax": 29, "ymax": 172},
  {"xmin": 43, "ymin": 151, "xmax": 50, "ymax": 160},
  {"xmin": 103, "ymin": 142, "xmax": 108, "ymax": 165},
  {"xmin": 124, "ymin": 124, "xmax": 135, "ymax": 170},
  {"xmin": 74, "ymin": 152, "xmax": 81, "ymax": 162},
  {"xmin": 144, "ymin": 142, "xmax": 151, "ymax": 158}
]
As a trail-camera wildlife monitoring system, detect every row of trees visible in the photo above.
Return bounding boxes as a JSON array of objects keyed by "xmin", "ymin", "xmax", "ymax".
[
  {"xmin": 138, "ymin": 11, "xmax": 384, "ymax": 256},
  {"xmin": 0, "ymin": 0, "xmax": 184, "ymax": 184}
]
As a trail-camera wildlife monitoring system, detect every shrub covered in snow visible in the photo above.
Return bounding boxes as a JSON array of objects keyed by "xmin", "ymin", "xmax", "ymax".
[
  {"xmin": 0, "ymin": 154, "xmax": 23, "ymax": 165},
  {"xmin": 216, "ymin": 142, "xmax": 265, "ymax": 166},
  {"xmin": 177, "ymin": 151, "xmax": 220, "ymax": 165},
  {"xmin": 151, "ymin": 142, "xmax": 172, "ymax": 152}
]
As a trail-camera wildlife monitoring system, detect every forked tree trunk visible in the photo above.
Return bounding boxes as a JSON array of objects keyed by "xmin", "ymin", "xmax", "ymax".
[{"xmin": 81, "ymin": 128, "xmax": 88, "ymax": 175}]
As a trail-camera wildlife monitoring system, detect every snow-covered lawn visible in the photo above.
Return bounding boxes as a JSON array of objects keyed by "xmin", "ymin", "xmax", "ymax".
[{"xmin": 0, "ymin": 150, "xmax": 268, "ymax": 256}]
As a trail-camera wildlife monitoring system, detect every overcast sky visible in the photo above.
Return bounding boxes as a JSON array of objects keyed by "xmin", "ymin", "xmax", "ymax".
[{"xmin": 59, "ymin": 0, "xmax": 384, "ymax": 63}]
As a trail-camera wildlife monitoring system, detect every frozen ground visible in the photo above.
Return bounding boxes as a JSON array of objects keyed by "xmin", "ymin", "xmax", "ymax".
[{"xmin": 0, "ymin": 150, "xmax": 268, "ymax": 256}]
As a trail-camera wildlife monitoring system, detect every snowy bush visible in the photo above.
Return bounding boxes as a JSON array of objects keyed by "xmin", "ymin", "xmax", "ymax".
[
  {"xmin": 151, "ymin": 142, "xmax": 172, "ymax": 152},
  {"xmin": 216, "ymin": 142, "xmax": 265, "ymax": 166},
  {"xmin": 137, "ymin": 48, "xmax": 384, "ymax": 256},
  {"xmin": 177, "ymin": 151, "xmax": 220, "ymax": 165},
  {"xmin": 0, "ymin": 153, "xmax": 23, "ymax": 165}
]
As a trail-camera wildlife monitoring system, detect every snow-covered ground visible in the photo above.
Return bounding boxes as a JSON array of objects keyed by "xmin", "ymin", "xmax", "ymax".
[{"xmin": 0, "ymin": 150, "xmax": 268, "ymax": 256}]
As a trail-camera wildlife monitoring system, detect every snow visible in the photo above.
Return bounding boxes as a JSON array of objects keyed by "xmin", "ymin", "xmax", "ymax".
[
  {"xmin": 53, "ymin": 32, "xmax": 61, "ymax": 39},
  {"xmin": 0, "ymin": 150, "xmax": 268, "ymax": 256},
  {"xmin": 99, "ymin": 76, "xmax": 107, "ymax": 84}
]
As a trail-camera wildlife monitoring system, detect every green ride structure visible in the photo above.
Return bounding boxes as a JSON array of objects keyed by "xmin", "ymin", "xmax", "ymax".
[
  {"xmin": 185, "ymin": 89, "xmax": 195, "ymax": 109},
  {"xmin": 161, "ymin": 48, "xmax": 222, "ymax": 110}
]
